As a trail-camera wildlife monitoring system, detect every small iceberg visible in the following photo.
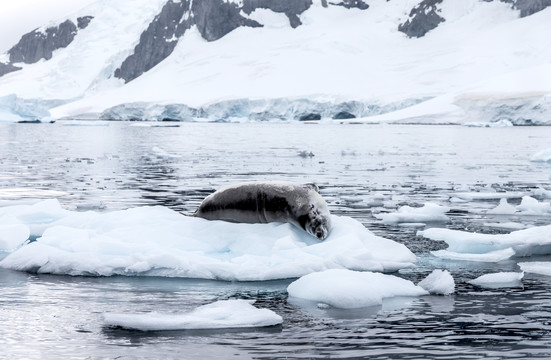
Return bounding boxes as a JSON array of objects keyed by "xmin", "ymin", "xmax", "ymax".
[
  {"xmin": 419, "ymin": 224, "xmax": 551, "ymax": 262},
  {"xmin": 418, "ymin": 269, "xmax": 455, "ymax": 295},
  {"xmin": 102, "ymin": 300, "xmax": 282, "ymax": 331},
  {"xmin": 468, "ymin": 272, "xmax": 524, "ymax": 289},
  {"xmin": 531, "ymin": 148, "xmax": 551, "ymax": 162},
  {"xmin": 286, "ymin": 269, "xmax": 428, "ymax": 309},
  {"xmin": 0, "ymin": 200, "xmax": 416, "ymax": 280},
  {"xmin": 374, "ymin": 202, "xmax": 449, "ymax": 225},
  {"xmin": 518, "ymin": 262, "xmax": 551, "ymax": 276}
]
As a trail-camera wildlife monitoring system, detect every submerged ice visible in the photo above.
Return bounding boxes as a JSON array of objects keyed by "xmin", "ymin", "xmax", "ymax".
[{"xmin": 0, "ymin": 199, "xmax": 416, "ymax": 280}]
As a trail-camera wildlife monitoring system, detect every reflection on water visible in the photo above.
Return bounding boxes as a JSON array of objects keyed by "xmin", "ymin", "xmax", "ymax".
[{"xmin": 1, "ymin": 122, "xmax": 551, "ymax": 358}]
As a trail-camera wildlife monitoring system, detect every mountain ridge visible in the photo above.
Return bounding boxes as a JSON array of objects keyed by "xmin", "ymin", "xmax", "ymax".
[{"xmin": 0, "ymin": 0, "xmax": 550, "ymax": 124}]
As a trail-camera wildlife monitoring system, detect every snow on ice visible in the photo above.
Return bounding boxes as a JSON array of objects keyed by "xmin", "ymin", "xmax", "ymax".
[
  {"xmin": 468, "ymin": 272, "xmax": 524, "ymax": 289},
  {"xmin": 102, "ymin": 299, "xmax": 282, "ymax": 331},
  {"xmin": 518, "ymin": 262, "xmax": 551, "ymax": 277},
  {"xmin": 532, "ymin": 148, "xmax": 551, "ymax": 162},
  {"xmin": 419, "ymin": 224, "xmax": 551, "ymax": 262},
  {"xmin": 417, "ymin": 269, "xmax": 455, "ymax": 295},
  {"xmin": 287, "ymin": 269, "xmax": 428, "ymax": 309},
  {"xmin": 374, "ymin": 202, "xmax": 450, "ymax": 225},
  {"xmin": 0, "ymin": 199, "xmax": 416, "ymax": 280}
]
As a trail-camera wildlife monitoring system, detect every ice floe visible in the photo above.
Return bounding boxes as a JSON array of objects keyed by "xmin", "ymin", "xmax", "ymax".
[
  {"xmin": 518, "ymin": 262, "xmax": 551, "ymax": 277},
  {"xmin": 102, "ymin": 300, "xmax": 282, "ymax": 331},
  {"xmin": 287, "ymin": 269, "xmax": 428, "ymax": 309},
  {"xmin": 468, "ymin": 272, "xmax": 524, "ymax": 289},
  {"xmin": 531, "ymin": 148, "xmax": 551, "ymax": 162},
  {"xmin": 419, "ymin": 225, "xmax": 551, "ymax": 262},
  {"xmin": 418, "ymin": 269, "xmax": 455, "ymax": 295},
  {"xmin": 374, "ymin": 202, "xmax": 449, "ymax": 225},
  {"xmin": 0, "ymin": 200, "xmax": 416, "ymax": 280}
]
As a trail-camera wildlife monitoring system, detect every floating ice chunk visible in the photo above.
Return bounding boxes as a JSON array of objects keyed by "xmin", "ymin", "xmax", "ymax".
[
  {"xmin": 286, "ymin": 269, "xmax": 428, "ymax": 309},
  {"xmin": 516, "ymin": 196, "xmax": 551, "ymax": 215},
  {"xmin": 0, "ymin": 201, "xmax": 416, "ymax": 280},
  {"xmin": 531, "ymin": 148, "xmax": 551, "ymax": 162},
  {"xmin": 518, "ymin": 262, "xmax": 551, "ymax": 276},
  {"xmin": 431, "ymin": 248, "xmax": 516, "ymax": 262},
  {"xmin": 487, "ymin": 198, "xmax": 517, "ymax": 215},
  {"xmin": 483, "ymin": 222, "xmax": 527, "ymax": 231},
  {"xmin": 374, "ymin": 202, "xmax": 449, "ymax": 224},
  {"xmin": 453, "ymin": 192, "xmax": 524, "ymax": 201},
  {"xmin": 420, "ymin": 224, "xmax": 551, "ymax": 260},
  {"xmin": 62, "ymin": 120, "xmax": 111, "ymax": 126},
  {"xmin": 0, "ymin": 223, "xmax": 30, "ymax": 251},
  {"xmin": 102, "ymin": 300, "xmax": 282, "ymax": 331},
  {"xmin": 418, "ymin": 269, "xmax": 455, "ymax": 295},
  {"xmin": 468, "ymin": 272, "xmax": 524, "ymax": 289},
  {"xmin": 152, "ymin": 146, "xmax": 181, "ymax": 158},
  {"xmin": 533, "ymin": 188, "xmax": 551, "ymax": 199}
]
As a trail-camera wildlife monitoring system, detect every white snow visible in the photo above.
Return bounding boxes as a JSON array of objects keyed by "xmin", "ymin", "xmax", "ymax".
[
  {"xmin": 417, "ymin": 269, "xmax": 455, "ymax": 295},
  {"xmin": 0, "ymin": 0, "xmax": 548, "ymax": 123},
  {"xmin": 102, "ymin": 299, "xmax": 282, "ymax": 331},
  {"xmin": 419, "ymin": 225, "xmax": 551, "ymax": 262},
  {"xmin": 0, "ymin": 200, "xmax": 416, "ymax": 280},
  {"xmin": 518, "ymin": 262, "xmax": 551, "ymax": 276},
  {"xmin": 0, "ymin": 0, "xmax": 97, "ymax": 53},
  {"xmin": 468, "ymin": 272, "xmax": 524, "ymax": 289},
  {"xmin": 0, "ymin": 224, "xmax": 30, "ymax": 251},
  {"xmin": 286, "ymin": 269, "xmax": 428, "ymax": 309},
  {"xmin": 374, "ymin": 202, "xmax": 449, "ymax": 224}
]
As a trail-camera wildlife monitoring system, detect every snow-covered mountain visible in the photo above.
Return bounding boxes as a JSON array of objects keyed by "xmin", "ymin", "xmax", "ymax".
[{"xmin": 0, "ymin": 0, "xmax": 550, "ymax": 124}]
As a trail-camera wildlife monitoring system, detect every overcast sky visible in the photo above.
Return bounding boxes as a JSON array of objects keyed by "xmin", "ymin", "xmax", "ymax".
[{"xmin": 0, "ymin": 0, "xmax": 96, "ymax": 53}]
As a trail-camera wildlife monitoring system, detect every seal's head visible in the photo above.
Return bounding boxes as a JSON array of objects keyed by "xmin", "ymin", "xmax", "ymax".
[{"xmin": 303, "ymin": 206, "xmax": 332, "ymax": 240}]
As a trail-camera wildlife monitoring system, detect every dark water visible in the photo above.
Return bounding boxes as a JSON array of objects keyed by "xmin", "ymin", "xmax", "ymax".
[{"xmin": 1, "ymin": 121, "xmax": 551, "ymax": 359}]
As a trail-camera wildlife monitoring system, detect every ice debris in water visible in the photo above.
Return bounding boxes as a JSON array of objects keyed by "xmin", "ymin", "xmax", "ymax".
[
  {"xmin": 516, "ymin": 196, "xmax": 551, "ymax": 215},
  {"xmin": 0, "ymin": 200, "xmax": 416, "ymax": 280},
  {"xmin": 417, "ymin": 269, "xmax": 455, "ymax": 295},
  {"xmin": 374, "ymin": 202, "xmax": 450, "ymax": 224},
  {"xmin": 518, "ymin": 262, "xmax": 551, "ymax": 276},
  {"xmin": 286, "ymin": 269, "xmax": 428, "ymax": 309},
  {"xmin": 531, "ymin": 148, "xmax": 551, "ymax": 162},
  {"xmin": 102, "ymin": 300, "xmax": 282, "ymax": 331},
  {"xmin": 487, "ymin": 198, "xmax": 517, "ymax": 215},
  {"xmin": 468, "ymin": 272, "xmax": 524, "ymax": 289},
  {"xmin": 419, "ymin": 224, "xmax": 551, "ymax": 262}
]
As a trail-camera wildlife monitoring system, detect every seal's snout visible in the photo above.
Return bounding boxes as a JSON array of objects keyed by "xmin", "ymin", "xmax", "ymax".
[{"xmin": 315, "ymin": 227, "xmax": 327, "ymax": 240}]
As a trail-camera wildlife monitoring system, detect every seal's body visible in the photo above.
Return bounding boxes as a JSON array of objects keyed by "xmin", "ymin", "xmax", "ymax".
[{"xmin": 194, "ymin": 181, "xmax": 332, "ymax": 240}]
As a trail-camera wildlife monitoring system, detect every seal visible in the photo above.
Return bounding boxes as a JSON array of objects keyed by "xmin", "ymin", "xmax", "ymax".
[{"xmin": 194, "ymin": 181, "xmax": 332, "ymax": 240}]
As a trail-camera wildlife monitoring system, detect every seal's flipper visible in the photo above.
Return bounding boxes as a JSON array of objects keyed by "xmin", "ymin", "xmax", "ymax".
[{"xmin": 304, "ymin": 183, "xmax": 319, "ymax": 193}]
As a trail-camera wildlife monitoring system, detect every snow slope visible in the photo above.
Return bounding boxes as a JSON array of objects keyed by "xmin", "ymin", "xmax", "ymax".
[{"xmin": 0, "ymin": 0, "xmax": 550, "ymax": 123}]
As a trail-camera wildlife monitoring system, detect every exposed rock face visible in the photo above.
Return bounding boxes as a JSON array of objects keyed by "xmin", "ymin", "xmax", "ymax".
[
  {"xmin": 114, "ymin": 1, "xmax": 192, "ymax": 82},
  {"xmin": 8, "ymin": 17, "xmax": 93, "ymax": 64},
  {"xmin": 241, "ymin": 0, "xmax": 313, "ymax": 28},
  {"xmin": 0, "ymin": 62, "xmax": 21, "ymax": 77},
  {"xmin": 398, "ymin": 0, "xmax": 444, "ymax": 38},
  {"xmin": 115, "ymin": 0, "xmax": 316, "ymax": 83},
  {"xmin": 330, "ymin": 0, "xmax": 369, "ymax": 10},
  {"xmin": 501, "ymin": 0, "xmax": 551, "ymax": 17}
]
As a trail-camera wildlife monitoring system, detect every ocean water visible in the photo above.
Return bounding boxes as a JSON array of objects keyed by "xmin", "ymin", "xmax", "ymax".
[{"xmin": 1, "ymin": 121, "xmax": 551, "ymax": 359}]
